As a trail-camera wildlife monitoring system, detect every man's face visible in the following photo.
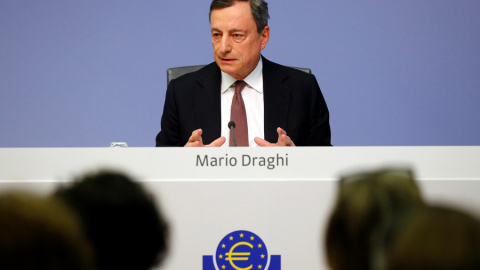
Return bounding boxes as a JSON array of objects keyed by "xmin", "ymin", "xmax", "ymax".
[{"xmin": 210, "ymin": 1, "xmax": 270, "ymax": 80}]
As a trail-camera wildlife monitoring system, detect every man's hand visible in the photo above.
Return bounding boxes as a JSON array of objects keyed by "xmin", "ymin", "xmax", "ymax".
[
  {"xmin": 184, "ymin": 129, "xmax": 226, "ymax": 147},
  {"xmin": 254, "ymin": 127, "xmax": 295, "ymax": 147}
]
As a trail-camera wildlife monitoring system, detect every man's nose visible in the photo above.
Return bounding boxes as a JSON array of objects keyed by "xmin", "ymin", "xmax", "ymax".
[{"xmin": 219, "ymin": 36, "xmax": 232, "ymax": 54}]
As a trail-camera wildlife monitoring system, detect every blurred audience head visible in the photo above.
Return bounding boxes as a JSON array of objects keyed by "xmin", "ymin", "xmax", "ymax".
[
  {"xmin": 374, "ymin": 205, "xmax": 480, "ymax": 270},
  {"xmin": 325, "ymin": 168, "xmax": 424, "ymax": 270},
  {"xmin": 0, "ymin": 191, "xmax": 96, "ymax": 270},
  {"xmin": 54, "ymin": 170, "xmax": 169, "ymax": 270}
]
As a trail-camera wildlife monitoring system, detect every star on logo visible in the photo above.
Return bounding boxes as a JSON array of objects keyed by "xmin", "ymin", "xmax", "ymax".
[{"xmin": 213, "ymin": 230, "xmax": 271, "ymax": 270}]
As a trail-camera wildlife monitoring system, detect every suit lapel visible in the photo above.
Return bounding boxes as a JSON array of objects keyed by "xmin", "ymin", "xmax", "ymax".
[
  {"xmin": 193, "ymin": 63, "xmax": 222, "ymax": 144},
  {"xmin": 262, "ymin": 57, "xmax": 292, "ymax": 143},
  {"xmin": 191, "ymin": 58, "xmax": 292, "ymax": 144}
]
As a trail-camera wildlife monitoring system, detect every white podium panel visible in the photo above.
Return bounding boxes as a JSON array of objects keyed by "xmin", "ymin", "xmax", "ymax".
[
  {"xmin": 1, "ymin": 146, "xmax": 479, "ymax": 181},
  {"xmin": 0, "ymin": 147, "xmax": 479, "ymax": 270}
]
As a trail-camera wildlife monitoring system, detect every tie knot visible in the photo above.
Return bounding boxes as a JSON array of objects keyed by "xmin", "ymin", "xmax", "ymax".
[{"xmin": 235, "ymin": 80, "xmax": 247, "ymax": 94}]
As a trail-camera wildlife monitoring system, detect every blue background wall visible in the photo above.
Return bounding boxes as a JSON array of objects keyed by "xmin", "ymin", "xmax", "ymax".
[{"xmin": 1, "ymin": 1, "xmax": 479, "ymax": 147}]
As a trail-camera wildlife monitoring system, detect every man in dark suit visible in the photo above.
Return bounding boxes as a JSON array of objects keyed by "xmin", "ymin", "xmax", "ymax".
[{"xmin": 156, "ymin": 0, "xmax": 331, "ymax": 147}]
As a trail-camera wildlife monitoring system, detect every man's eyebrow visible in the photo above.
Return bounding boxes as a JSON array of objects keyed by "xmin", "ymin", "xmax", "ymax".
[
  {"xmin": 228, "ymin": 29, "xmax": 246, "ymax": 34},
  {"xmin": 210, "ymin": 28, "xmax": 246, "ymax": 34}
]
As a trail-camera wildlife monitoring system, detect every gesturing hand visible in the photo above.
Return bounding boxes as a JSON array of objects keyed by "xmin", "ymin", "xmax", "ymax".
[
  {"xmin": 254, "ymin": 127, "xmax": 295, "ymax": 147},
  {"xmin": 184, "ymin": 129, "xmax": 226, "ymax": 147}
]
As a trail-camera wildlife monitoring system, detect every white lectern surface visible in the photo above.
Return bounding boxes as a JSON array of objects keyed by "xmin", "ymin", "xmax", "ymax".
[{"xmin": 0, "ymin": 146, "xmax": 479, "ymax": 270}]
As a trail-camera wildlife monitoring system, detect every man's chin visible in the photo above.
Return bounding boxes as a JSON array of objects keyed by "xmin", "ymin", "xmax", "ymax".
[{"xmin": 217, "ymin": 63, "xmax": 236, "ymax": 74}]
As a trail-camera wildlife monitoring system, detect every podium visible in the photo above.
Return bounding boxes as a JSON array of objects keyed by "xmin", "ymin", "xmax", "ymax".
[{"xmin": 0, "ymin": 146, "xmax": 479, "ymax": 269}]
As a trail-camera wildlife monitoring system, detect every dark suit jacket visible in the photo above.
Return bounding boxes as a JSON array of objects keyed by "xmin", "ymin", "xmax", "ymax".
[{"xmin": 156, "ymin": 57, "xmax": 331, "ymax": 146}]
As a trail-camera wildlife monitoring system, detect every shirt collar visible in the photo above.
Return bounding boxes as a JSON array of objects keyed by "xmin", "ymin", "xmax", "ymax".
[{"xmin": 220, "ymin": 57, "xmax": 263, "ymax": 94}]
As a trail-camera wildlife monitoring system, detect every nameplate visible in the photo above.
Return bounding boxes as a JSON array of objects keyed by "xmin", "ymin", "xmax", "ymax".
[{"xmin": 0, "ymin": 146, "xmax": 479, "ymax": 181}]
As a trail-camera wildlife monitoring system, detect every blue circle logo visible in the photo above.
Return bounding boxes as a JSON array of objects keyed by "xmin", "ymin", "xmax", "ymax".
[{"xmin": 215, "ymin": 230, "xmax": 269, "ymax": 270}]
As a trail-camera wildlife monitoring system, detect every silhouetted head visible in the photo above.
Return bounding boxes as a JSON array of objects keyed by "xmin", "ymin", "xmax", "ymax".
[{"xmin": 54, "ymin": 170, "xmax": 169, "ymax": 270}]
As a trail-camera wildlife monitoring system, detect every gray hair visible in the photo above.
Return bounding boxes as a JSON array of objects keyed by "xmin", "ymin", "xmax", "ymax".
[{"xmin": 209, "ymin": 0, "xmax": 270, "ymax": 34}]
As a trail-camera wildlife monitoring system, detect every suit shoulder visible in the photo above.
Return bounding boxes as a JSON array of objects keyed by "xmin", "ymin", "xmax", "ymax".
[
  {"xmin": 263, "ymin": 58, "xmax": 315, "ymax": 80},
  {"xmin": 169, "ymin": 62, "xmax": 219, "ymax": 86}
]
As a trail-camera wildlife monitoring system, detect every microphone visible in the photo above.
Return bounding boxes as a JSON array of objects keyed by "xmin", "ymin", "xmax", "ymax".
[{"xmin": 228, "ymin": 121, "xmax": 237, "ymax": 147}]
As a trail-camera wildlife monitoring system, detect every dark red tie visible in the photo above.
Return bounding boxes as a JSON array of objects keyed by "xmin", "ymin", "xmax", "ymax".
[{"xmin": 230, "ymin": 80, "xmax": 249, "ymax": 146}]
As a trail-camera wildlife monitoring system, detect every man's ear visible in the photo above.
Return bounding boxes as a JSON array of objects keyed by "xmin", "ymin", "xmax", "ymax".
[{"xmin": 260, "ymin": 26, "xmax": 270, "ymax": 50}]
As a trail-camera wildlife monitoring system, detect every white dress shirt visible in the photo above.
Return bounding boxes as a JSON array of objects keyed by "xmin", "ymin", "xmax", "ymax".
[{"xmin": 220, "ymin": 58, "xmax": 264, "ymax": 147}]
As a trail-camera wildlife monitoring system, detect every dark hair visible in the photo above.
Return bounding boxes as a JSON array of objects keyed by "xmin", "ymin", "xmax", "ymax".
[
  {"xmin": 376, "ymin": 205, "xmax": 480, "ymax": 270},
  {"xmin": 54, "ymin": 171, "xmax": 169, "ymax": 270},
  {"xmin": 209, "ymin": 0, "xmax": 269, "ymax": 34},
  {"xmin": 325, "ymin": 169, "xmax": 424, "ymax": 270},
  {"xmin": 0, "ymin": 192, "xmax": 96, "ymax": 270}
]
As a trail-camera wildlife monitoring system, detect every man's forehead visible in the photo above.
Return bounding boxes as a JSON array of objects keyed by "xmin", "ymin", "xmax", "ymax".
[{"xmin": 210, "ymin": 11, "xmax": 255, "ymax": 31}]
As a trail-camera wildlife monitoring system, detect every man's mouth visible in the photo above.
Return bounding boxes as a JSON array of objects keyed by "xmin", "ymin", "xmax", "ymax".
[{"xmin": 220, "ymin": 58, "xmax": 236, "ymax": 62}]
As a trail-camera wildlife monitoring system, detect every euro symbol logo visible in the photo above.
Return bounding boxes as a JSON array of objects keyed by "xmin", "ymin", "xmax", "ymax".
[{"xmin": 225, "ymin": 242, "xmax": 253, "ymax": 270}]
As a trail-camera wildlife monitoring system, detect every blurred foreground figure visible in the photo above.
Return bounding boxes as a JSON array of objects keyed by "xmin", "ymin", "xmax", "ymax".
[
  {"xmin": 0, "ymin": 192, "xmax": 96, "ymax": 270},
  {"xmin": 54, "ymin": 171, "xmax": 169, "ymax": 270},
  {"xmin": 325, "ymin": 168, "xmax": 424, "ymax": 270},
  {"xmin": 375, "ymin": 205, "xmax": 480, "ymax": 270}
]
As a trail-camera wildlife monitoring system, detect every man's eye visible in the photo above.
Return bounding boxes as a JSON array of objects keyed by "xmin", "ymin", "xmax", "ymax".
[{"xmin": 233, "ymin": 34, "xmax": 244, "ymax": 41}]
